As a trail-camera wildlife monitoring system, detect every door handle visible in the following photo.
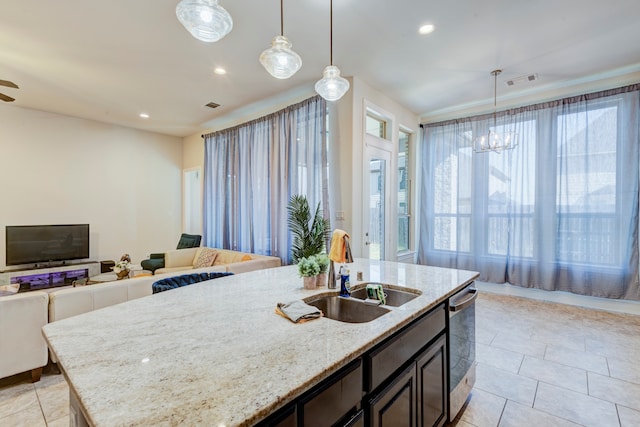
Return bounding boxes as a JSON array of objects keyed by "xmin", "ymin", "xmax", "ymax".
[{"xmin": 449, "ymin": 288, "xmax": 478, "ymax": 312}]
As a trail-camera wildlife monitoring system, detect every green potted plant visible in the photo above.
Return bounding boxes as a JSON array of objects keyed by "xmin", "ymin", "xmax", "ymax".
[
  {"xmin": 313, "ymin": 253, "xmax": 330, "ymax": 288},
  {"xmin": 287, "ymin": 195, "xmax": 331, "ymax": 264},
  {"xmin": 297, "ymin": 256, "xmax": 320, "ymax": 289}
]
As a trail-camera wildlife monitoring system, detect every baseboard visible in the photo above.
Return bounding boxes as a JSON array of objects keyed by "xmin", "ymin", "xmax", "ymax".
[{"xmin": 475, "ymin": 281, "xmax": 640, "ymax": 316}]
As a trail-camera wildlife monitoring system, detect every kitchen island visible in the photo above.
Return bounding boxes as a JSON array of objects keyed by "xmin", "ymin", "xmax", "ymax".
[{"xmin": 42, "ymin": 259, "xmax": 478, "ymax": 426}]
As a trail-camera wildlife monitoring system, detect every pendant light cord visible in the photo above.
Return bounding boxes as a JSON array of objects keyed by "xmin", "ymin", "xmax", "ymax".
[
  {"xmin": 330, "ymin": 0, "xmax": 333, "ymax": 65},
  {"xmin": 280, "ymin": 0, "xmax": 284, "ymax": 36},
  {"xmin": 492, "ymin": 69, "xmax": 501, "ymax": 128}
]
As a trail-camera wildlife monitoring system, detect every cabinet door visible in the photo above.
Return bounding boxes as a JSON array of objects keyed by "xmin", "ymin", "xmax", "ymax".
[
  {"xmin": 368, "ymin": 364, "xmax": 416, "ymax": 427},
  {"xmin": 416, "ymin": 335, "xmax": 447, "ymax": 427},
  {"xmin": 301, "ymin": 359, "xmax": 363, "ymax": 427}
]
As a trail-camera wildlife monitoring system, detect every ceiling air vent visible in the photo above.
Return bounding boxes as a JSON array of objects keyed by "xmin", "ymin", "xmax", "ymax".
[
  {"xmin": 205, "ymin": 102, "xmax": 220, "ymax": 109},
  {"xmin": 505, "ymin": 73, "xmax": 538, "ymax": 87}
]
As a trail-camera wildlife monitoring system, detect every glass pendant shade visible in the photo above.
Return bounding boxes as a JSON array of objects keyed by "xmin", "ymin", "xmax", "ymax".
[
  {"xmin": 315, "ymin": 65, "xmax": 350, "ymax": 102},
  {"xmin": 176, "ymin": 0, "xmax": 233, "ymax": 43},
  {"xmin": 259, "ymin": 35, "xmax": 302, "ymax": 79}
]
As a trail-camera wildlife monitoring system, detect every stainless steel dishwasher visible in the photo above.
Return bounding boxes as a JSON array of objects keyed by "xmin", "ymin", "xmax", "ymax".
[{"xmin": 448, "ymin": 284, "xmax": 478, "ymax": 421}]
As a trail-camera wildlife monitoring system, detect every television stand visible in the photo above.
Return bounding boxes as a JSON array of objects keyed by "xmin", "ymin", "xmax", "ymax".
[{"xmin": 0, "ymin": 262, "xmax": 100, "ymax": 292}]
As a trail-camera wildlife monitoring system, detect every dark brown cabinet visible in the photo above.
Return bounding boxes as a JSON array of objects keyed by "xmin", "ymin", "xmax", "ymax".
[
  {"xmin": 365, "ymin": 304, "xmax": 448, "ymax": 427},
  {"xmin": 300, "ymin": 359, "xmax": 363, "ymax": 427},
  {"xmin": 265, "ymin": 405, "xmax": 296, "ymax": 427},
  {"xmin": 368, "ymin": 364, "xmax": 416, "ymax": 427},
  {"xmin": 416, "ymin": 335, "xmax": 447, "ymax": 427},
  {"xmin": 257, "ymin": 303, "xmax": 448, "ymax": 427},
  {"xmin": 258, "ymin": 359, "xmax": 363, "ymax": 427}
]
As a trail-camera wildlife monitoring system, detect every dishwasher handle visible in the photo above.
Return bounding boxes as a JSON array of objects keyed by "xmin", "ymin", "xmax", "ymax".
[{"xmin": 449, "ymin": 287, "xmax": 478, "ymax": 312}]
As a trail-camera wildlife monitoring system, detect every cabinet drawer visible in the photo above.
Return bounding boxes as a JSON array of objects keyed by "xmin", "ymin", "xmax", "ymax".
[
  {"xmin": 301, "ymin": 359, "xmax": 363, "ymax": 427},
  {"xmin": 365, "ymin": 303, "xmax": 445, "ymax": 392}
]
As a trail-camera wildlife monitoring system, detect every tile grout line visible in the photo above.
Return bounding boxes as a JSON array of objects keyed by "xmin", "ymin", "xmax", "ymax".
[
  {"xmin": 531, "ymin": 380, "xmax": 540, "ymax": 409},
  {"xmin": 33, "ymin": 383, "xmax": 47, "ymax": 426},
  {"xmin": 615, "ymin": 403, "xmax": 622, "ymax": 427},
  {"xmin": 516, "ymin": 351, "xmax": 526, "ymax": 375},
  {"xmin": 495, "ymin": 398, "xmax": 508, "ymax": 427}
]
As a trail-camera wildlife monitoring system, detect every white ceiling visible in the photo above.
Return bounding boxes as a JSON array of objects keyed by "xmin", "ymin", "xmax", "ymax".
[{"xmin": 2, "ymin": 0, "xmax": 640, "ymax": 137}]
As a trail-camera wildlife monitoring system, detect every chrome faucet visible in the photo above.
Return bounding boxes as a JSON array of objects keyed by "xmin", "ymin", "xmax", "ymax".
[{"xmin": 327, "ymin": 236, "xmax": 354, "ymax": 288}]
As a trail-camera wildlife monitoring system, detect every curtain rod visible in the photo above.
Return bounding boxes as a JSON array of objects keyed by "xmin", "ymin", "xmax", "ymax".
[
  {"xmin": 201, "ymin": 95, "xmax": 323, "ymax": 140},
  {"xmin": 421, "ymin": 82, "xmax": 640, "ymax": 128}
]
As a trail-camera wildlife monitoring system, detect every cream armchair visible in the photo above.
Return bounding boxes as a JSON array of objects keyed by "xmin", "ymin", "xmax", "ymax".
[{"xmin": 0, "ymin": 292, "xmax": 49, "ymax": 381}]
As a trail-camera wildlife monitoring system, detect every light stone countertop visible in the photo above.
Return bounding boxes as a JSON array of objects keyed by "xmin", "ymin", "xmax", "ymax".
[{"xmin": 42, "ymin": 259, "xmax": 478, "ymax": 427}]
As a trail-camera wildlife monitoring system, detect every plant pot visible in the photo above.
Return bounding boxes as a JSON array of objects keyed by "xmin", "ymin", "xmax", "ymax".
[
  {"xmin": 303, "ymin": 276, "xmax": 316, "ymax": 290},
  {"xmin": 316, "ymin": 273, "xmax": 327, "ymax": 288}
]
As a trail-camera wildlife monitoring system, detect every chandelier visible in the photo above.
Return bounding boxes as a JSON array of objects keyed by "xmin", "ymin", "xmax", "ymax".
[{"xmin": 474, "ymin": 70, "xmax": 518, "ymax": 153}]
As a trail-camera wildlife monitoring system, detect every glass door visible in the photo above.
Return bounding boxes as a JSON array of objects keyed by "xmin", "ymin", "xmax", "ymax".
[{"xmin": 365, "ymin": 147, "xmax": 391, "ymax": 260}]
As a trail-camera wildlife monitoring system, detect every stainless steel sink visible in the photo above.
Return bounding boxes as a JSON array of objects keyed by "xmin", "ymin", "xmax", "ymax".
[
  {"xmin": 350, "ymin": 283, "xmax": 421, "ymax": 307},
  {"xmin": 305, "ymin": 295, "xmax": 390, "ymax": 323}
]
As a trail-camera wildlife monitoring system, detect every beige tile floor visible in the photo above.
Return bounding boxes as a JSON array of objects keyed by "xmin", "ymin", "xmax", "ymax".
[
  {"xmin": 1, "ymin": 290, "xmax": 639, "ymax": 426},
  {"xmin": 452, "ymin": 292, "xmax": 640, "ymax": 427}
]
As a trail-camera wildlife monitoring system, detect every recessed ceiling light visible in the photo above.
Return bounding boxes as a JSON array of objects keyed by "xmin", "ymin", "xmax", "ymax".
[
  {"xmin": 419, "ymin": 24, "xmax": 435, "ymax": 35},
  {"xmin": 214, "ymin": 67, "xmax": 227, "ymax": 75},
  {"xmin": 139, "ymin": 113, "xmax": 149, "ymax": 119}
]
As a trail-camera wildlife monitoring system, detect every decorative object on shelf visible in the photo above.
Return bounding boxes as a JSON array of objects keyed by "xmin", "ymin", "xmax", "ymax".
[
  {"xmin": 113, "ymin": 254, "xmax": 131, "ymax": 280},
  {"xmin": 0, "ymin": 79, "xmax": 19, "ymax": 103},
  {"xmin": 176, "ymin": 0, "xmax": 233, "ymax": 43},
  {"xmin": 474, "ymin": 69, "xmax": 518, "ymax": 153},
  {"xmin": 313, "ymin": 253, "xmax": 330, "ymax": 288},
  {"xmin": 259, "ymin": 0, "xmax": 302, "ymax": 79},
  {"xmin": 287, "ymin": 195, "xmax": 331, "ymax": 264},
  {"xmin": 297, "ymin": 256, "xmax": 320, "ymax": 289},
  {"xmin": 315, "ymin": 0, "xmax": 350, "ymax": 101}
]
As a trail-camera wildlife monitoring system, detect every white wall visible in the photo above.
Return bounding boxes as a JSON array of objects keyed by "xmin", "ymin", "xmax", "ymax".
[{"xmin": 0, "ymin": 105, "xmax": 183, "ymax": 270}]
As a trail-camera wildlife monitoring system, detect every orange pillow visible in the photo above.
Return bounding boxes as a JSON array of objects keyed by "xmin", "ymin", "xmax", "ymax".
[{"xmin": 241, "ymin": 254, "xmax": 252, "ymax": 261}]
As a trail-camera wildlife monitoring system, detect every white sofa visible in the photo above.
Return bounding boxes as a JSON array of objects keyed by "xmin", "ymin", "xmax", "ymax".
[
  {"xmin": 0, "ymin": 291, "xmax": 49, "ymax": 382},
  {"xmin": 155, "ymin": 247, "xmax": 281, "ymax": 275}
]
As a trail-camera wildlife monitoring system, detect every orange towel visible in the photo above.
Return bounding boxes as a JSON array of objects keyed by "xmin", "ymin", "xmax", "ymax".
[{"xmin": 329, "ymin": 229, "xmax": 350, "ymax": 263}]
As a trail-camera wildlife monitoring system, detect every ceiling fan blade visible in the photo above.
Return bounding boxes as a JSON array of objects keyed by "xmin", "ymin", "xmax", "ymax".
[
  {"xmin": 0, "ymin": 79, "xmax": 18, "ymax": 89},
  {"xmin": 0, "ymin": 92, "xmax": 16, "ymax": 102}
]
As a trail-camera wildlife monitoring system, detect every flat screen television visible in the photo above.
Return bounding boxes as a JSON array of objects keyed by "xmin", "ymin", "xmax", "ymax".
[{"xmin": 5, "ymin": 224, "xmax": 90, "ymax": 266}]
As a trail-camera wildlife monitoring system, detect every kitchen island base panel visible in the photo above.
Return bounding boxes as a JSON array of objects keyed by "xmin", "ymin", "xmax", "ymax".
[{"xmin": 70, "ymin": 387, "xmax": 90, "ymax": 427}]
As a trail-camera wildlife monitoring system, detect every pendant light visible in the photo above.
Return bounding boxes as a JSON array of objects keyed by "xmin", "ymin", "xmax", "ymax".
[
  {"xmin": 176, "ymin": 0, "xmax": 233, "ymax": 43},
  {"xmin": 315, "ymin": 0, "xmax": 350, "ymax": 101},
  {"xmin": 474, "ymin": 70, "xmax": 518, "ymax": 153},
  {"xmin": 259, "ymin": 0, "xmax": 302, "ymax": 79}
]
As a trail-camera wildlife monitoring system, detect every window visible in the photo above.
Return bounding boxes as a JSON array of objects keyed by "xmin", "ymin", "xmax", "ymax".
[
  {"xmin": 366, "ymin": 114, "xmax": 387, "ymax": 139},
  {"xmin": 419, "ymin": 86, "xmax": 639, "ymax": 299},
  {"xmin": 398, "ymin": 130, "xmax": 411, "ymax": 252}
]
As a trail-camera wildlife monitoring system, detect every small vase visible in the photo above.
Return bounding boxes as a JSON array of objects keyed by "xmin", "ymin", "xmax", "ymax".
[
  {"xmin": 116, "ymin": 269, "xmax": 129, "ymax": 280},
  {"xmin": 316, "ymin": 273, "xmax": 327, "ymax": 288},
  {"xmin": 303, "ymin": 276, "xmax": 316, "ymax": 290}
]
